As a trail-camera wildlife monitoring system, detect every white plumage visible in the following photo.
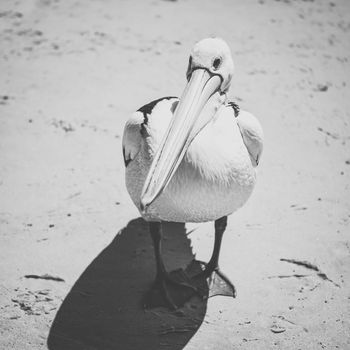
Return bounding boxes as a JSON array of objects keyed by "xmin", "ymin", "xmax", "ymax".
[{"xmin": 123, "ymin": 97, "xmax": 262, "ymax": 222}]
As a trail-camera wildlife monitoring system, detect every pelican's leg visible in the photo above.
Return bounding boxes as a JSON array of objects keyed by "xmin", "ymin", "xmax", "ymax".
[
  {"xmin": 144, "ymin": 221, "xmax": 198, "ymax": 309},
  {"xmin": 201, "ymin": 216, "xmax": 237, "ymax": 298}
]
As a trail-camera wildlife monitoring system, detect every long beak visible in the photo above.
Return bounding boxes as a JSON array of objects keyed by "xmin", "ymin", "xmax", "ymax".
[{"xmin": 140, "ymin": 68, "xmax": 222, "ymax": 212}]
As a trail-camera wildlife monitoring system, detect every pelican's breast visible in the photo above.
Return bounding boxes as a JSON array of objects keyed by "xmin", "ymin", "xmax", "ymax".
[{"xmin": 125, "ymin": 103, "xmax": 256, "ymax": 223}]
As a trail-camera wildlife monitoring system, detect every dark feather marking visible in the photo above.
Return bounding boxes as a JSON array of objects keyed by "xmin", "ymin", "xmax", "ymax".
[
  {"xmin": 227, "ymin": 101, "xmax": 240, "ymax": 117},
  {"xmin": 138, "ymin": 96, "xmax": 177, "ymax": 135},
  {"xmin": 137, "ymin": 96, "xmax": 177, "ymax": 116},
  {"xmin": 122, "ymin": 147, "xmax": 131, "ymax": 167}
]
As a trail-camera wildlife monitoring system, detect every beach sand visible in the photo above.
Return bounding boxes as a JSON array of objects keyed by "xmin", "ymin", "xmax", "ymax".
[{"xmin": 0, "ymin": 0, "xmax": 349, "ymax": 349}]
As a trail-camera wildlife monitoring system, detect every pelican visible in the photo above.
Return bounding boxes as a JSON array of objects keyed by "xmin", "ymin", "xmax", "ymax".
[{"xmin": 122, "ymin": 38, "xmax": 263, "ymax": 309}]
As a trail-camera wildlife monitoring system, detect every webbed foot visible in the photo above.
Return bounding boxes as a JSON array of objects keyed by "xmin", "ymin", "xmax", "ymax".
[
  {"xmin": 143, "ymin": 268, "xmax": 199, "ymax": 309},
  {"xmin": 196, "ymin": 261, "xmax": 237, "ymax": 298}
]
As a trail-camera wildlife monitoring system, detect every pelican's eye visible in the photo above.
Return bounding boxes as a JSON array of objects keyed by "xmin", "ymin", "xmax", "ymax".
[{"xmin": 212, "ymin": 57, "xmax": 222, "ymax": 70}]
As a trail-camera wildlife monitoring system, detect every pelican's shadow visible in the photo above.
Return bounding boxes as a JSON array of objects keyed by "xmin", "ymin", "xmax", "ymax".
[{"xmin": 48, "ymin": 218, "xmax": 208, "ymax": 350}]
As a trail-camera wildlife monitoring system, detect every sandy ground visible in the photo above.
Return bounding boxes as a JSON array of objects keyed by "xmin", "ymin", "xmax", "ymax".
[{"xmin": 0, "ymin": 0, "xmax": 350, "ymax": 349}]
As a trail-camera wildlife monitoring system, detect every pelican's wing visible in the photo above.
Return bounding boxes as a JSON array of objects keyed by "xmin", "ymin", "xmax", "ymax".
[
  {"xmin": 122, "ymin": 111, "xmax": 144, "ymax": 167},
  {"xmin": 236, "ymin": 110, "xmax": 264, "ymax": 167},
  {"xmin": 122, "ymin": 96, "xmax": 178, "ymax": 167}
]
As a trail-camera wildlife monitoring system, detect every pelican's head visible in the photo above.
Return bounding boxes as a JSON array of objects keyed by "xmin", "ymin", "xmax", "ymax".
[
  {"xmin": 187, "ymin": 37, "xmax": 234, "ymax": 93},
  {"xmin": 140, "ymin": 38, "xmax": 234, "ymax": 213}
]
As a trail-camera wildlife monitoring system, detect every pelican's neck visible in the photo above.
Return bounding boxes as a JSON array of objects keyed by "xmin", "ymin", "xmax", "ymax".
[
  {"xmin": 186, "ymin": 90, "xmax": 226, "ymax": 139},
  {"xmin": 209, "ymin": 91, "xmax": 227, "ymax": 120}
]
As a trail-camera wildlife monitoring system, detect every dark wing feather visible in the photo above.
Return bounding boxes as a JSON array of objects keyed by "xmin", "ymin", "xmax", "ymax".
[{"xmin": 227, "ymin": 101, "xmax": 240, "ymax": 118}]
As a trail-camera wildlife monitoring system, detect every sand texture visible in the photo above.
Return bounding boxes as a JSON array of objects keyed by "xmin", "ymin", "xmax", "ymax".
[{"xmin": 0, "ymin": 0, "xmax": 349, "ymax": 349}]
